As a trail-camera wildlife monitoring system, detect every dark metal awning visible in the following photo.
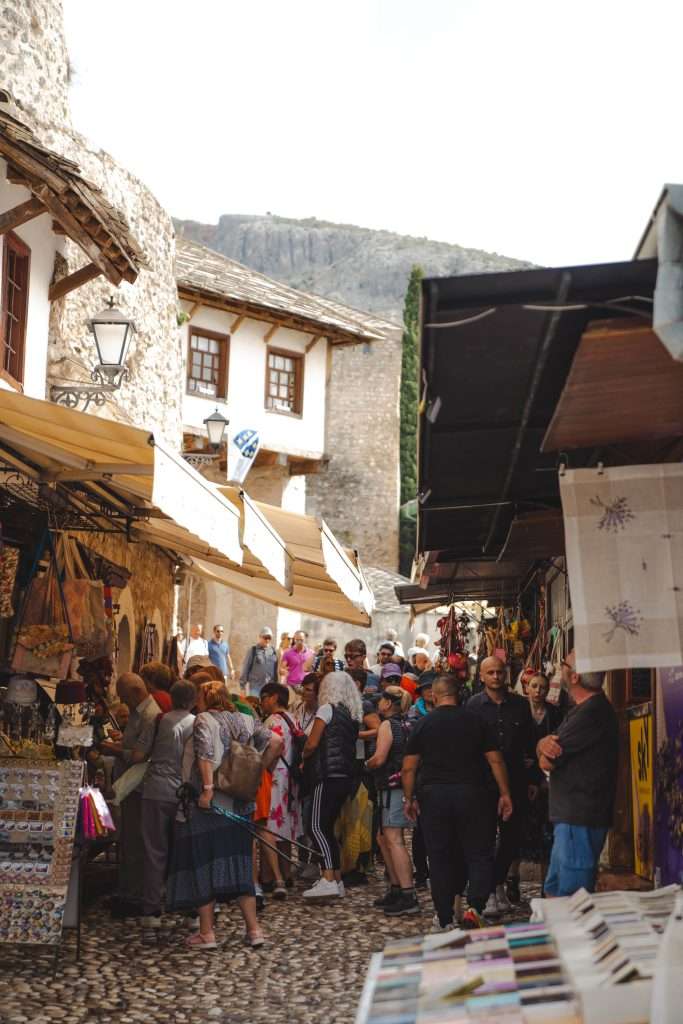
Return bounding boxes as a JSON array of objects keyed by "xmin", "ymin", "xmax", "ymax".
[{"xmin": 417, "ymin": 258, "xmax": 658, "ymax": 565}]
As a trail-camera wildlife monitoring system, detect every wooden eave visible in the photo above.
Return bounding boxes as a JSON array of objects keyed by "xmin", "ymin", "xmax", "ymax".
[
  {"xmin": 177, "ymin": 284, "xmax": 366, "ymax": 348},
  {"xmin": 0, "ymin": 96, "xmax": 144, "ymax": 289}
]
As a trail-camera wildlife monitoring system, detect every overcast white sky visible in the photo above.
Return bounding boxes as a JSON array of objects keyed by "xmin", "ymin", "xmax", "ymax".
[{"xmin": 63, "ymin": 0, "xmax": 681, "ymax": 267}]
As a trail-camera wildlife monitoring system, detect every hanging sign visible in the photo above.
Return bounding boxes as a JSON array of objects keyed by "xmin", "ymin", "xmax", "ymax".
[
  {"xmin": 628, "ymin": 703, "xmax": 654, "ymax": 880},
  {"xmin": 227, "ymin": 427, "xmax": 261, "ymax": 485}
]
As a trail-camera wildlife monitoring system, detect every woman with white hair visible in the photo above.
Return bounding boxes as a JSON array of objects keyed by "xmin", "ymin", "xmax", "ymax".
[{"xmin": 301, "ymin": 671, "xmax": 362, "ymax": 900}]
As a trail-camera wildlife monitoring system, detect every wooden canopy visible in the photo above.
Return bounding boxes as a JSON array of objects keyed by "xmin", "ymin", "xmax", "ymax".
[
  {"xmin": 0, "ymin": 90, "xmax": 144, "ymax": 295},
  {"xmin": 543, "ymin": 318, "xmax": 683, "ymax": 452}
]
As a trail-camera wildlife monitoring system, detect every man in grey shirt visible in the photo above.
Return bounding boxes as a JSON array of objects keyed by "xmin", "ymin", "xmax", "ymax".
[
  {"xmin": 141, "ymin": 680, "xmax": 196, "ymax": 926},
  {"xmin": 101, "ymin": 673, "xmax": 161, "ymax": 914},
  {"xmin": 239, "ymin": 626, "xmax": 278, "ymax": 696}
]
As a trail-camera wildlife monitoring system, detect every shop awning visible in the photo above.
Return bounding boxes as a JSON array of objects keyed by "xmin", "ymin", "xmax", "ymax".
[
  {"xmin": 0, "ymin": 391, "xmax": 243, "ymax": 566},
  {"xmin": 189, "ymin": 489, "xmax": 374, "ymax": 627}
]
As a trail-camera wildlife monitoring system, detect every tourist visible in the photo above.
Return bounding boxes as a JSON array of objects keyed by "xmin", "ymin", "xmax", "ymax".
[
  {"xmin": 379, "ymin": 661, "xmax": 402, "ymax": 690},
  {"xmin": 408, "ymin": 675, "xmax": 435, "ymax": 722},
  {"xmin": 182, "ymin": 623, "xmax": 209, "ymax": 670},
  {"xmin": 101, "ymin": 673, "xmax": 161, "ymax": 916},
  {"xmin": 302, "ymin": 671, "xmax": 362, "ymax": 899},
  {"xmin": 140, "ymin": 661, "xmax": 174, "ymax": 713},
  {"xmin": 335, "ymin": 668, "xmax": 376, "ymax": 887},
  {"xmin": 366, "ymin": 686, "xmax": 418, "ymax": 916},
  {"xmin": 402, "ymin": 675, "xmax": 512, "ymax": 930},
  {"xmin": 467, "ymin": 656, "xmax": 538, "ymax": 914},
  {"xmin": 370, "ymin": 642, "xmax": 396, "ymax": 677},
  {"xmin": 258, "ymin": 682, "xmax": 302, "ymax": 898},
  {"xmin": 518, "ymin": 672, "xmax": 564, "ymax": 888},
  {"xmin": 345, "ymin": 639, "xmax": 380, "ymax": 693},
  {"xmin": 293, "ymin": 673, "xmax": 321, "ymax": 881},
  {"xmin": 166, "ymin": 680, "xmax": 282, "ymax": 948},
  {"xmin": 537, "ymin": 653, "xmax": 618, "ymax": 897},
  {"xmin": 184, "ymin": 655, "xmax": 213, "ymax": 682},
  {"xmin": 280, "ymin": 629, "xmax": 312, "ymax": 686},
  {"xmin": 239, "ymin": 627, "xmax": 278, "ymax": 696},
  {"xmin": 384, "ymin": 628, "xmax": 405, "ymax": 658},
  {"xmin": 308, "ymin": 637, "xmax": 344, "ymax": 673},
  {"xmin": 141, "ymin": 680, "xmax": 196, "ymax": 928},
  {"xmin": 208, "ymin": 624, "xmax": 234, "ymax": 681}
]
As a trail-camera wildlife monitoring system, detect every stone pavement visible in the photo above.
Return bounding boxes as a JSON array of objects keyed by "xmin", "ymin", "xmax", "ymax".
[{"xmin": 0, "ymin": 873, "xmax": 539, "ymax": 1024}]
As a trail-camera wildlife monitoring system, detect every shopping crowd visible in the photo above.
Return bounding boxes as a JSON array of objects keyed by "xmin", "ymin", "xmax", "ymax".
[{"xmin": 85, "ymin": 623, "xmax": 618, "ymax": 946}]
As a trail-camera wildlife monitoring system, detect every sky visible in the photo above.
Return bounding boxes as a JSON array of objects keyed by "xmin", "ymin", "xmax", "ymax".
[{"xmin": 62, "ymin": 0, "xmax": 682, "ymax": 267}]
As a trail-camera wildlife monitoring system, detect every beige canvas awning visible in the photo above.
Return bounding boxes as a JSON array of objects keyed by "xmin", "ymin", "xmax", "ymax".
[
  {"xmin": 0, "ymin": 392, "xmax": 374, "ymax": 624},
  {"xmin": 0, "ymin": 390, "xmax": 243, "ymax": 566},
  {"xmin": 189, "ymin": 487, "xmax": 374, "ymax": 627}
]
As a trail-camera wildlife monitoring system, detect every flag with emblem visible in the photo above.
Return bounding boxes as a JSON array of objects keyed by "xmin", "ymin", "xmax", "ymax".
[{"xmin": 227, "ymin": 427, "xmax": 261, "ymax": 485}]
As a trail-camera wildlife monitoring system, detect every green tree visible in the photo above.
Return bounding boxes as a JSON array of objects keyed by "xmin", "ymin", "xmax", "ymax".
[{"xmin": 399, "ymin": 265, "xmax": 423, "ymax": 576}]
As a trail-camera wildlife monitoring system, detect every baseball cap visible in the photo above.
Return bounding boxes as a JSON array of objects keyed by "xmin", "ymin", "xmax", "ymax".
[
  {"xmin": 381, "ymin": 662, "xmax": 402, "ymax": 679},
  {"xmin": 260, "ymin": 627, "xmax": 273, "ymax": 637}
]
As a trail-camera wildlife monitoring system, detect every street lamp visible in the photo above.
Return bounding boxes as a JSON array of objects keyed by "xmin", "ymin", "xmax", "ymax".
[
  {"xmin": 88, "ymin": 297, "xmax": 136, "ymax": 386},
  {"xmin": 203, "ymin": 408, "xmax": 229, "ymax": 450},
  {"xmin": 50, "ymin": 297, "xmax": 136, "ymax": 411}
]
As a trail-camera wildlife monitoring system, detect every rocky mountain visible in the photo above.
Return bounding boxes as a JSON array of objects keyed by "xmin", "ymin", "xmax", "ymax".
[{"xmin": 173, "ymin": 213, "xmax": 533, "ymax": 322}]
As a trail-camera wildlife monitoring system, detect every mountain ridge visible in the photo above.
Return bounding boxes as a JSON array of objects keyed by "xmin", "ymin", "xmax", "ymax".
[{"xmin": 174, "ymin": 213, "xmax": 534, "ymax": 322}]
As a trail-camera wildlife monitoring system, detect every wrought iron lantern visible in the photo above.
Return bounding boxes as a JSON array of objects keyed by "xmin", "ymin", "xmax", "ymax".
[{"xmin": 203, "ymin": 408, "xmax": 230, "ymax": 450}]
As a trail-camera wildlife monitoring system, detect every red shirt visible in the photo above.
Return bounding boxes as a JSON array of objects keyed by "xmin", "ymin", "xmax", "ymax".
[{"xmin": 151, "ymin": 689, "xmax": 172, "ymax": 713}]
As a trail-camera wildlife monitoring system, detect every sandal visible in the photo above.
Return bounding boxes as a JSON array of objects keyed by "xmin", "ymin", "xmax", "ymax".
[
  {"xmin": 186, "ymin": 931, "xmax": 218, "ymax": 949},
  {"xmin": 244, "ymin": 931, "xmax": 265, "ymax": 948}
]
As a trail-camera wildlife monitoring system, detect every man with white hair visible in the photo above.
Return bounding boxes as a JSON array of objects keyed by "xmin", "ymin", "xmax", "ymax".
[{"xmin": 537, "ymin": 651, "xmax": 618, "ymax": 897}]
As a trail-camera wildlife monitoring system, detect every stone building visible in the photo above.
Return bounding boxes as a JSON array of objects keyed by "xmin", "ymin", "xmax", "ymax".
[{"xmin": 174, "ymin": 238, "xmax": 395, "ymax": 669}]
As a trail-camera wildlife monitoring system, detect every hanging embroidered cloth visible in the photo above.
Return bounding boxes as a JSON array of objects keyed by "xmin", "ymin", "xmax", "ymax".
[{"xmin": 560, "ymin": 463, "xmax": 683, "ymax": 672}]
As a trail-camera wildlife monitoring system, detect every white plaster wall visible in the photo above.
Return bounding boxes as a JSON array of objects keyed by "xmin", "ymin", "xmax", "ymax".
[
  {"xmin": 0, "ymin": 162, "xmax": 61, "ymax": 399},
  {"xmin": 180, "ymin": 303, "xmax": 327, "ymax": 459}
]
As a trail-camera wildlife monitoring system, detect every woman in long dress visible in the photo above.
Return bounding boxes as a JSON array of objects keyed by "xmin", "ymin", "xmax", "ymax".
[
  {"xmin": 258, "ymin": 682, "xmax": 301, "ymax": 897},
  {"xmin": 166, "ymin": 680, "xmax": 282, "ymax": 948}
]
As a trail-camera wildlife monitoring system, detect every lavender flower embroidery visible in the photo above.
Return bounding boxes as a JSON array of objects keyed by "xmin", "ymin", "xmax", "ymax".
[
  {"xmin": 604, "ymin": 601, "xmax": 642, "ymax": 643},
  {"xmin": 590, "ymin": 495, "xmax": 635, "ymax": 534}
]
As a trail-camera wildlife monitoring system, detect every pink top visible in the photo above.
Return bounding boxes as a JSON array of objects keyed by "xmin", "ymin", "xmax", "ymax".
[{"xmin": 281, "ymin": 646, "xmax": 312, "ymax": 685}]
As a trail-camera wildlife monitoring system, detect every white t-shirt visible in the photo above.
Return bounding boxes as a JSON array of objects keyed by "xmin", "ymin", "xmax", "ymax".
[
  {"xmin": 183, "ymin": 636, "xmax": 209, "ymax": 665},
  {"xmin": 315, "ymin": 703, "xmax": 334, "ymax": 725}
]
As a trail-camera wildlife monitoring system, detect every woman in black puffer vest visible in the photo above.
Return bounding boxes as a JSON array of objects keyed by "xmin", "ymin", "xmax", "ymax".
[
  {"xmin": 366, "ymin": 686, "xmax": 418, "ymax": 917},
  {"xmin": 302, "ymin": 671, "xmax": 362, "ymax": 900}
]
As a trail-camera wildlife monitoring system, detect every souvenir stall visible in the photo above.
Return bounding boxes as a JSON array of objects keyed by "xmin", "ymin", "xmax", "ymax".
[
  {"xmin": 354, "ymin": 885, "xmax": 683, "ymax": 1024},
  {"xmin": 0, "ymin": 527, "xmax": 118, "ymax": 961}
]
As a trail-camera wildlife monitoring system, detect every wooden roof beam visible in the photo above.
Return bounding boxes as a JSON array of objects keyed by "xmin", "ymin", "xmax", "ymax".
[
  {"xmin": 0, "ymin": 196, "xmax": 46, "ymax": 235},
  {"xmin": 0, "ymin": 139, "xmax": 67, "ymax": 194},
  {"xmin": 48, "ymin": 262, "xmax": 103, "ymax": 302},
  {"xmin": 305, "ymin": 334, "xmax": 322, "ymax": 353},
  {"xmin": 33, "ymin": 184, "xmax": 123, "ymax": 286},
  {"xmin": 263, "ymin": 323, "xmax": 279, "ymax": 344},
  {"xmin": 230, "ymin": 314, "xmax": 245, "ymax": 335}
]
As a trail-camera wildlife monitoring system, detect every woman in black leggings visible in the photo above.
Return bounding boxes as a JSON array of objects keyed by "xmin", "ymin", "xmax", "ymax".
[{"xmin": 301, "ymin": 671, "xmax": 362, "ymax": 900}]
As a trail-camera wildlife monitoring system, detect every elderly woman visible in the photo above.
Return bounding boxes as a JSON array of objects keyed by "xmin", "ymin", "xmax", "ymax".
[
  {"xmin": 167, "ymin": 681, "xmax": 282, "ymax": 948},
  {"xmin": 366, "ymin": 686, "xmax": 418, "ymax": 916},
  {"xmin": 301, "ymin": 671, "xmax": 362, "ymax": 900}
]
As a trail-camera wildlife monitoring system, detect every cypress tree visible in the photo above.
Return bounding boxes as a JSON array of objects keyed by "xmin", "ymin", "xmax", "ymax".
[{"xmin": 399, "ymin": 265, "xmax": 423, "ymax": 576}]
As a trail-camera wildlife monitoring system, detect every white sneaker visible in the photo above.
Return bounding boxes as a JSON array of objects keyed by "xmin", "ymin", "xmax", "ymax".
[
  {"xmin": 303, "ymin": 877, "xmax": 341, "ymax": 899},
  {"xmin": 495, "ymin": 884, "xmax": 511, "ymax": 912},
  {"xmin": 484, "ymin": 892, "xmax": 500, "ymax": 917},
  {"xmin": 337, "ymin": 881, "xmax": 345, "ymax": 897}
]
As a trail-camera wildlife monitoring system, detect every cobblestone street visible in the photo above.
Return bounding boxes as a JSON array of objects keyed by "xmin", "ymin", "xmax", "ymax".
[{"xmin": 0, "ymin": 872, "xmax": 538, "ymax": 1024}]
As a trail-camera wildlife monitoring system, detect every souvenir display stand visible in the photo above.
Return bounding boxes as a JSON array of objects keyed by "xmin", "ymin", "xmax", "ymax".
[
  {"xmin": 354, "ymin": 886, "xmax": 682, "ymax": 1024},
  {"xmin": 0, "ymin": 757, "xmax": 84, "ymax": 970}
]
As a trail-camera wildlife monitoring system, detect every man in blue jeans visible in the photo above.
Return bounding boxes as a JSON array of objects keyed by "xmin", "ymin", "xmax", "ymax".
[{"xmin": 537, "ymin": 652, "xmax": 618, "ymax": 896}]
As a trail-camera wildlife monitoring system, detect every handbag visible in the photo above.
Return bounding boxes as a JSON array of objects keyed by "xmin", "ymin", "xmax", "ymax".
[
  {"xmin": 111, "ymin": 762, "xmax": 149, "ymax": 805},
  {"xmin": 214, "ymin": 715, "xmax": 263, "ymax": 802}
]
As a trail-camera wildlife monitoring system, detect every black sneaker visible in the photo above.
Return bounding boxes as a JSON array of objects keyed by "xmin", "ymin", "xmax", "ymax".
[
  {"xmin": 373, "ymin": 887, "xmax": 400, "ymax": 909},
  {"xmin": 506, "ymin": 876, "xmax": 521, "ymax": 904},
  {"xmin": 384, "ymin": 893, "xmax": 420, "ymax": 916},
  {"xmin": 343, "ymin": 869, "xmax": 369, "ymax": 888},
  {"xmin": 414, "ymin": 875, "xmax": 429, "ymax": 890}
]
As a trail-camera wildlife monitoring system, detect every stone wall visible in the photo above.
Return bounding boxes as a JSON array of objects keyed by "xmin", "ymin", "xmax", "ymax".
[
  {"xmin": 306, "ymin": 329, "xmax": 402, "ymax": 571},
  {"xmin": 2, "ymin": 0, "xmax": 183, "ymax": 446},
  {"xmin": 0, "ymin": 0, "xmax": 72, "ymax": 128}
]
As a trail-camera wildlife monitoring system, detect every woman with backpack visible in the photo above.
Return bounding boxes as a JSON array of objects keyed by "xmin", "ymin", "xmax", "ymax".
[
  {"xmin": 365, "ymin": 686, "xmax": 419, "ymax": 917},
  {"xmin": 257, "ymin": 682, "xmax": 303, "ymax": 899},
  {"xmin": 166, "ymin": 681, "xmax": 283, "ymax": 949},
  {"xmin": 301, "ymin": 671, "xmax": 363, "ymax": 900}
]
